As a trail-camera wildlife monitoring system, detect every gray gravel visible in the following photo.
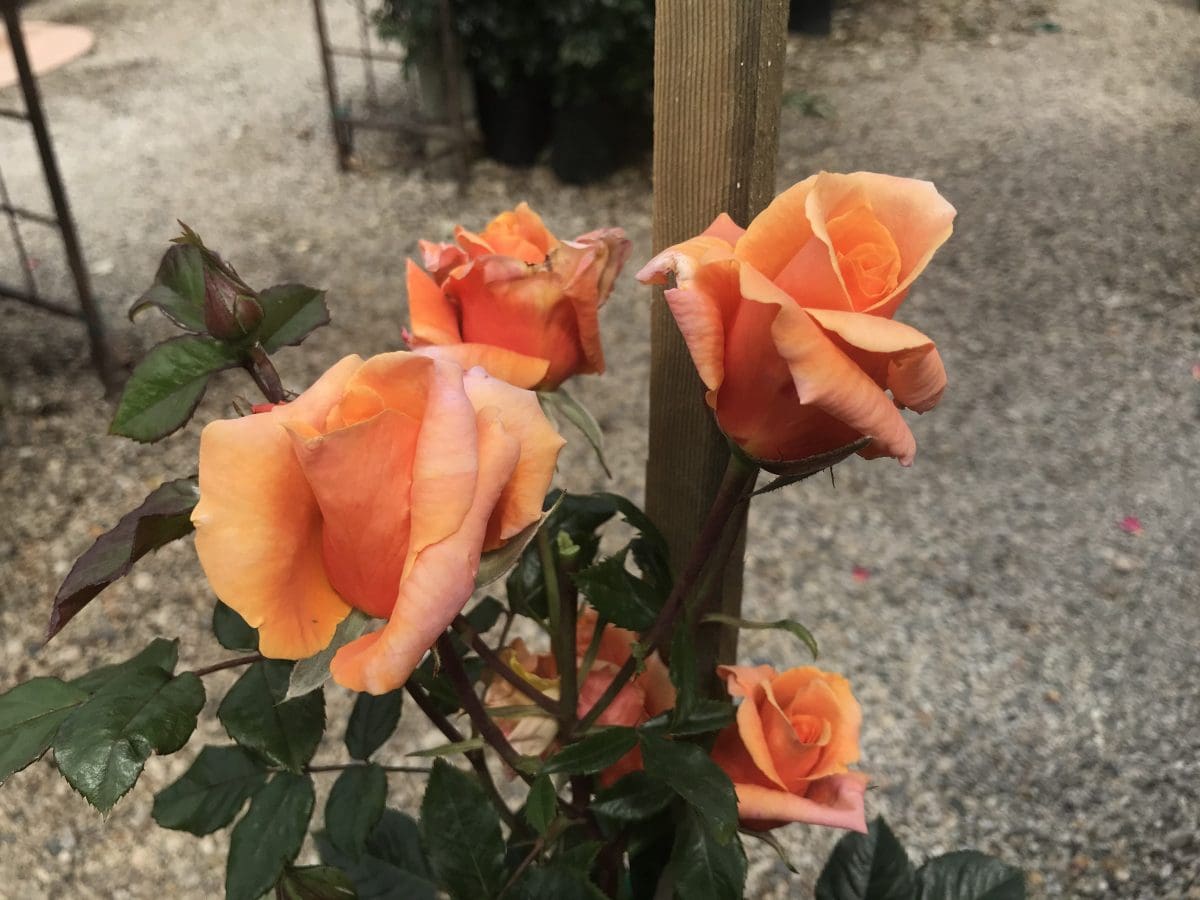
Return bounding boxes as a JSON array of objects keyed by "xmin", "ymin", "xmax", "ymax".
[{"xmin": 1, "ymin": 0, "xmax": 1197, "ymax": 897}]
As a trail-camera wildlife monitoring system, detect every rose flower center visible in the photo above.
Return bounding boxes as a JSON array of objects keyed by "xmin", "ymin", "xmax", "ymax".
[{"xmin": 826, "ymin": 204, "xmax": 902, "ymax": 311}]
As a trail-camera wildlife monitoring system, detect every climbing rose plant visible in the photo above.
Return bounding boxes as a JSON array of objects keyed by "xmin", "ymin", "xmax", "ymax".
[{"xmin": 0, "ymin": 186, "xmax": 1026, "ymax": 900}]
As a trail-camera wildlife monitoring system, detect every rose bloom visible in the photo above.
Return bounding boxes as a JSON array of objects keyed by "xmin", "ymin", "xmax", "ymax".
[
  {"xmin": 485, "ymin": 609, "xmax": 674, "ymax": 783},
  {"xmin": 191, "ymin": 351, "xmax": 564, "ymax": 695},
  {"xmin": 407, "ymin": 202, "xmax": 631, "ymax": 391},
  {"xmin": 637, "ymin": 172, "xmax": 955, "ymax": 465},
  {"xmin": 711, "ymin": 664, "xmax": 867, "ymax": 833}
]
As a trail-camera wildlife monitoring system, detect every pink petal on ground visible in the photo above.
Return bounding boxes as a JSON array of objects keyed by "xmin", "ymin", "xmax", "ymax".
[{"xmin": 1119, "ymin": 516, "xmax": 1142, "ymax": 535}]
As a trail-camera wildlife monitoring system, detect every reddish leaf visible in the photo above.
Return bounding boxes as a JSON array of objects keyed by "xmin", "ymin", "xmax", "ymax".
[{"xmin": 47, "ymin": 478, "xmax": 199, "ymax": 641}]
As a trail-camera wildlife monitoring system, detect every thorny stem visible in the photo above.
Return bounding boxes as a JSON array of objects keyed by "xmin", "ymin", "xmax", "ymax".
[
  {"xmin": 451, "ymin": 616, "xmax": 560, "ymax": 718},
  {"xmin": 245, "ymin": 345, "xmax": 285, "ymax": 404},
  {"xmin": 565, "ymin": 452, "xmax": 758, "ymax": 739},
  {"xmin": 189, "ymin": 653, "xmax": 263, "ymax": 677},
  {"xmin": 404, "ymin": 679, "xmax": 520, "ymax": 831},
  {"xmin": 436, "ymin": 634, "xmax": 534, "ymax": 786}
]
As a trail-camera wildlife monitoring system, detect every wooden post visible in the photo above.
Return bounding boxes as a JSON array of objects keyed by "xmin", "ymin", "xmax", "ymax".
[{"xmin": 646, "ymin": 0, "xmax": 789, "ymax": 688}]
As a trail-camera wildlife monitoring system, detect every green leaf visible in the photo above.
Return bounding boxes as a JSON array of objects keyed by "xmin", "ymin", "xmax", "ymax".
[
  {"xmin": 466, "ymin": 595, "xmax": 505, "ymax": 633},
  {"xmin": 917, "ymin": 851, "xmax": 1025, "ymax": 900},
  {"xmin": 542, "ymin": 727, "xmax": 638, "ymax": 775},
  {"xmin": 701, "ymin": 613, "xmax": 819, "ymax": 660},
  {"xmin": 151, "ymin": 745, "xmax": 269, "ymax": 835},
  {"xmin": 0, "ymin": 677, "xmax": 87, "ymax": 784},
  {"xmin": 218, "ymin": 660, "xmax": 325, "ymax": 772},
  {"xmin": 325, "ymin": 764, "xmax": 388, "ymax": 860},
  {"xmin": 70, "ymin": 637, "xmax": 179, "ymax": 695},
  {"xmin": 287, "ymin": 609, "xmax": 374, "ymax": 700},
  {"xmin": 128, "ymin": 243, "xmax": 206, "ymax": 331},
  {"xmin": 110, "ymin": 335, "xmax": 243, "ymax": 442},
  {"xmin": 256, "ymin": 284, "xmax": 331, "ymax": 352},
  {"xmin": 539, "ymin": 387, "xmax": 612, "ymax": 477},
  {"xmin": 345, "ymin": 689, "xmax": 404, "ymax": 761},
  {"xmin": 667, "ymin": 624, "xmax": 697, "ymax": 726},
  {"xmin": 591, "ymin": 771, "xmax": 675, "ymax": 824},
  {"xmin": 640, "ymin": 733, "xmax": 738, "ymax": 844},
  {"xmin": 212, "ymin": 600, "xmax": 258, "ymax": 651},
  {"xmin": 574, "ymin": 550, "xmax": 661, "ymax": 632},
  {"xmin": 816, "ymin": 817, "xmax": 917, "ymax": 900},
  {"xmin": 276, "ymin": 865, "xmax": 358, "ymax": 899},
  {"xmin": 477, "ymin": 508, "xmax": 552, "ymax": 588},
  {"xmin": 48, "ymin": 477, "xmax": 198, "ymax": 641},
  {"xmin": 667, "ymin": 805, "xmax": 747, "ymax": 900},
  {"xmin": 513, "ymin": 864, "xmax": 608, "ymax": 900},
  {"xmin": 53, "ymin": 668, "xmax": 205, "ymax": 812},
  {"xmin": 317, "ymin": 809, "xmax": 437, "ymax": 900},
  {"xmin": 410, "ymin": 654, "xmax": 484, "ymax": 717},
  {"xmin": 667, "ymin": 699, "xmax": 735, "ymax": 737},
  {"xmin": 225, "ymin": 772, "xmax": 315, "ymax": 900},
  {"xmin": 524, "ymin": 773, "xmax": 558, "ymax": 835},
  {"xmin": 419, "ymin": 759, "xmax": 507, "ymax": 900}
]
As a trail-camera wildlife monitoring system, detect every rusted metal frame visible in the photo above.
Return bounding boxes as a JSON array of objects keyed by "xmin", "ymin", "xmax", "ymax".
[{"xmin": 1, "ymin": 1, "xmax": 121, "ymax": 392}]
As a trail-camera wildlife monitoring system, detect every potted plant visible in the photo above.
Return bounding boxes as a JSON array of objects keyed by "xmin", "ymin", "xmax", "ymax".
[
  {"xmin": 455, "ymin": 2, "xmax": 558, "ymax": 167},
  {"xmin": 547, "ymin": 0, "xmax": 655, "ymax": 184}
]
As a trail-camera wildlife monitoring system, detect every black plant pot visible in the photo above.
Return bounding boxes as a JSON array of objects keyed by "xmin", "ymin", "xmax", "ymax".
[
  {"xmin": 789, "ymin": 0, "xmax": 834, "ymax": 35},
  {"xmin": 472, "ymin": 74, "xmax": 554, "ymax": 167},
  {"xmin": 550, "ymin": 97, "xmax": 651, "ymax": 186}
]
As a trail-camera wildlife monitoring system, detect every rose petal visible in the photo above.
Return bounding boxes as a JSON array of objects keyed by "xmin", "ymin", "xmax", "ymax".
[
  {"xmin": 734, "ymin": 773, "xmax": 868, "ymax": 833},
  {"xmin": 414, "ymin": 343, "xmax": 550, "ymax": 390},
  {"xmin": 733, "ymin": 173, "xmax": 820, "ymax": 280},
  {"xmin": 330, "ymin": 407, "xmax": 521, "ymax": 694},
  {"xmin": 462, "ymin": 367, "xmax": 565, "ymax": 549},
  {"xmin": 192, "ymin": 356, "xmax": 363, "ymax": 658},
  {"xmin": 406, "ymin": 259, "xmax": 462, "ymax": 346}
]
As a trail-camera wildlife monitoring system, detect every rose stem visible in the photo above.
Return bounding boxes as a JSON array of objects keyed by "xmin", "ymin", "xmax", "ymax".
[
  {"xmin": 244, "ymin": 345, "xmax": 285, "ymax": 404},
  {"xmin": 435, "ymin": 633, "xmax": 535, "ymax": 786},
  {"xmin": 566, "ymin": 452, "xmax": 758, "ymax": 739},
  {"xmin": 451, "ymin": 616, "xmax": 560, "ymax": 717},
  {"xmin": 405, "ymin": 679, "xmax": 520, "ymax": 831},
  {"xmin": 303, "ymin": 763, "xmax": 432, "ymax": 774},
  {"xmin": 188, "ymin": 653, "xmax": 263, "ymax": 677}
]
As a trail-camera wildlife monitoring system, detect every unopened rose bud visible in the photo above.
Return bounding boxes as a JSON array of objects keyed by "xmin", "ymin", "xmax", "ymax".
[
  {"xmin": 203, "ymin": 269, "xmax": 244, "ymax": 340},
  {"xmin": 233, "ymin": 295, "xmax": 263, "ymax": 334}
]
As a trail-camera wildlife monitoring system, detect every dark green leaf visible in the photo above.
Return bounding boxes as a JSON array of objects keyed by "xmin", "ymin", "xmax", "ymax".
[
  {"xmin": 574, "ymin": 550, "xmax": 661, "ymax": 632},
  {"xmin": 411, "ymin": 654, "xmax": 484, "ymax": 717},
  {"xmin": 325, "ymin": 764, "xmax": 388, "ymax": 860},
  {"xmin": 640, "ymin": 734, "xmax": 738, "ymax": 844},
  {"xmin": 317, "ymin": 809, "xmax": 437, "ymax": 900},
  {"xmin": 667, "ymin": 805, "xmax": 747, "ymax": 900},
  {"xmin": 524, "ymin": 773, "xmax": 558, "ymax": 835},
  {"xmin": 256, "ymin": 284, "xmax": 330, "ymax": 352},
  {"xmin": 466, "ymin": 596, "xmax": 505, "ymax": 634},
  {"xmin": 667, "ymin": 699, "xmax": 735, "ymax": 737},
  {"xmin": 48, "ymin": 478, "xmax": 198, "ymax": 641},
  {"xmin": 816, "ymin": 817, "xmax": 917, "ymax": 900},
  {"xmin": 419, "ymin": 759, "xmax": 506, "ymax": 900},
  {"xmin": 0, "ymin": 677, "xmax": 87, "ymax": 783},
  {"xmin": 917, "ymin": 851, "xmax": 1025, "ymax": 900},
  {"xmin": 702, "ymin": 613, "xmax": 819, "ymax": 660},
  {"xmin": 128, "ymin": 244, "xmax": 206, "ymax": 331},
  {"xmin": 477, "ymin": 516, "xmax": 547, "ymax": 588},
  {"xmin": 276, "ymin": 865, "xmax": 357, "ymax": 899},
  {"xmin": 668, "ymin": 624, "xmax": 698, "ymax": 726},
  {"xmin": 287, "ymin": 609, "xmax": 373, "ymax": 700},
  {"xmin": 226, "ymin": 772, "xmax": 315, "ymax": 900},
  {"xmin": 151, "ymin": 745, "xmax": 269, "ymax": 835},
  {"xmin": 110, "ymin": 335, "xmax": 243, "ymax": 442},
  {"xmin": 542, "ymin": 727, "xmax": 638, "ymax": 775},
  {"xmin": 217, "ymin": 660, "xmax": 324, "ymax": 772},
  {"xmin": 591, "ymin": 771, "xmax": 675, "ymax": 824},
  {"xmin": 70, "ymin": 638, "xmax": 179, "ymax": 695},
  {"xmin": 212, "ymin": 600, "xmax": 258, "ymax": 651},
  {"xmin": 513, "ymin": 864, "xmax": 608, "ymax": 900},
  {"xmin": 600, "ymin": 492, "xmax": 672, "ymax": 594},
  {"xmin": 345, "ymin": 689, "xmax": 403, "ymax": 761},
  {"xmin": 53, "ymin": 668, "xmax": 205, "ymax": 811},
  {"xmin": 407, "ymin": 736, "xmax": 487, "ymax": 758}
]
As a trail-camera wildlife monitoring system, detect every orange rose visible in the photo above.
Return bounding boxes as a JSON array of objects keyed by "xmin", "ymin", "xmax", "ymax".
[
  {"xmin": 407, "ymin": 202, "xmax": 631, "ymax": 390},
  {"xmin": 710, "ymin": 664, "xmax": 867, "ymax": 833},
  {"xmin": 191, "ymin": 351, "xmax": 565, "ymax": 694},
  {"xmin": 484, "ymin": 609, "xmax": 675, "ymax": 783},
  {"xmin": 637, "ymin": 172, "xmax": 955, "ymax": 465}
]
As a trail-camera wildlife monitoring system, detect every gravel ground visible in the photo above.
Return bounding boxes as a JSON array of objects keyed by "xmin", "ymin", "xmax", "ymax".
[{"xmin": 1, "ymin": 0, "xmax": 1197, "ymax": 897}]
